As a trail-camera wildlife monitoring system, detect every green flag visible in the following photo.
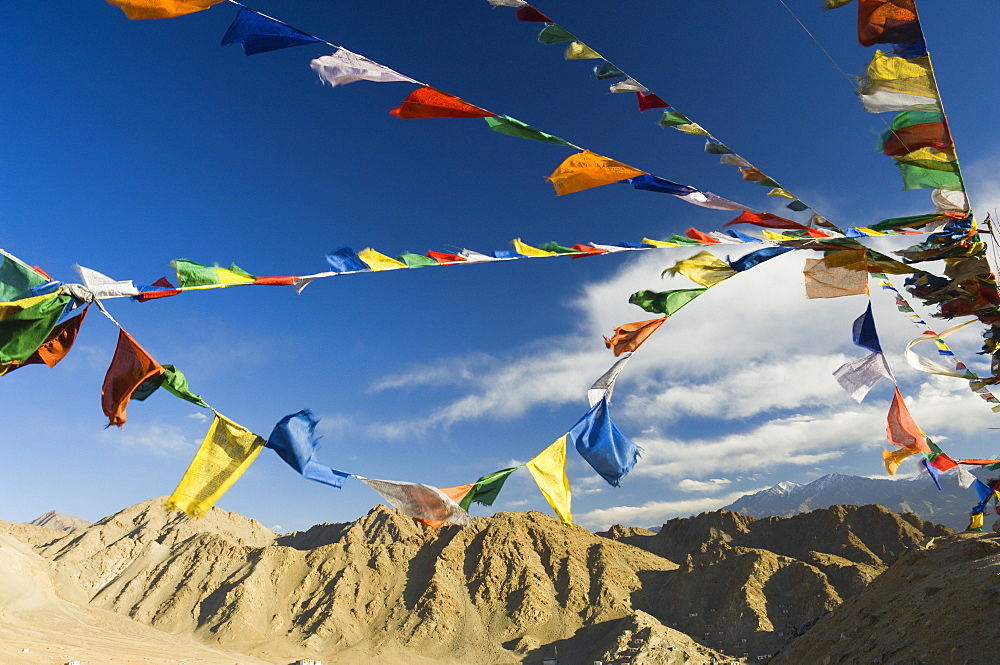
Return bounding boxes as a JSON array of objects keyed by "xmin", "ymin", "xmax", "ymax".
[
  {"xmin": 896, "ymin": 162, "xmax": 963, "ymax": 191},
  {"xmin": 0, "ymin": 294, "xmax": 71, "ymax": 365},
  {"xmin": 540, "ymin": 242, "xmax": 581, "ymax": 254},
  {"xmin": 629, "ymin": 288, "xmax": 707, "ymax": 315},
  {"xmin": 130, "ymin": 364, "xmax": 211, "ymax": 409},
  {"xmin": 397, "ymin": 253, "xmax": 440, "ymax": 268},
  {"xmin": 657, "ymin": 109, "xmax": 692, "ymax": 128},
  {"xmin": 0, "ymin": 254, "xmax": 48, "ymax": 302},
  {"xmin": 459, "ymin": 467, "xmax": 520, "ymax": 511},
  {"xmin": 485, "ymin": 116, "xmax": 573, "ymax": 147},
  {"xmin": 537, "ymin": 24, "xmax": 576, "ymax": 45}
]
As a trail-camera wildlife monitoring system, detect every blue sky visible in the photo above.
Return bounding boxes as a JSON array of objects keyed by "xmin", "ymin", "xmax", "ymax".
[{"xmin": 3, "ymin": 0, "xmax": 1000, "ymax": 532}]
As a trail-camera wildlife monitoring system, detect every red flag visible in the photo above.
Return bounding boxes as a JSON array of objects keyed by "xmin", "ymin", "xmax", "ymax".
[
  {"xmin": 725, "ymin": 211, "xmax": 808, "ymax": 230},
  {"xmin": 858, "ymin": 0, "xmax": 922, "ymax": 47},
  {"xmin": 685, "ymin": 227, "xmax": 720, "ymax": 244},
  {"xmin": 390, "ymin": 86, "xmax": 497, "ymax": 119},
  {"xmin": 516, "ymin": 6, "xmax": 552, "ymax": 22},
  {"xmin": 252, "ymin": 275, "xmax": 298, "ymax": 285},
  {"xmin": 427, "ymin": 251, "xmax": 467, "ymax": 264},
  {"xmin": 636, "ymin": 92, "xmax": 670, "ymax": 112},
  {"xmin": 603, "ymin": 318, "xmax": 667, "ymax": 356},
  {"xmin": 886, "ymin": 388, "xmax": 929, "ymax": 453},
  {"xmin": 569, "ymin": 244, "xmax": 608, "ymax": 259},
  {"xmin": 101, "ymin": 329, "xmax": 164, "ymax": 428},
  {"xmin": 881, "ymin": 122, "xmax": 953, "ymax": 157}
]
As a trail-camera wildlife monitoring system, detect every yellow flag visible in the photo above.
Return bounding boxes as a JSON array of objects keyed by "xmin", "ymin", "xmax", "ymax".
[
  {"xmin": 564, "ymin": 42, "xmax": 602, "ymax": 60},
  {"xmin": 216, "ymin": 268, "xmax": 256, "ymax": 286},
  {"xmin": 166, "ymin": 412, "xmax": 265, "ymax": 517},
  {"xmin": 968, "ymin": 512, "xmax": 985, "ymax": 530},
  {"xmin": 882, "ymin": 447, "xmax": 917, "ymax": 475},
  {"xmin": 761, "ymin": 230, "xmax": 798, "ymax": 242},
  {"xmin": 358, "ymin": 248, "xmax": 408, "ymax": 271},
  {"xmin": 0, "ymin": 292, "xmax": 62, "ymax": 322},
  {"xmin": 642, "ymin": 238, "xmax": 681, "ymax": 248},
  {"xmin": 852, "ymin": 227, "xmax": 887, "ymax": 237},
  {"xmin": 106, "ymin": 0, "xmax": 225, "ymax": 20},
  {"xmin": 662, "ymin": 250, "xmax": 736, "ymax": 288},
  {"xmin": 892, "ymin": 147, "xmax": 957, "ymax": 165},
  {"xmin": 767, "ymin": 188, "xmax": 796, "ymax": 199},
  {"xmin": 673, "ymin": 123, "xmax": 711, "ymax": 136},
  {"xmin": 512, "ymin": 239, "xmax": 557, "ymax": 257},
  {"xmin": 803, "ymin": 250, "xmax": 869, "ymax": 299},
  {"xmin": 526, "ymin": 435, "xmax": 572, "ymax": 526},
  {"xmin": 859, "ymin": 50, "xmax": 937, "ymax": 98},
  {"xmin": 547, "ymin": 150, "xmax": 646, "ymax": 196}
]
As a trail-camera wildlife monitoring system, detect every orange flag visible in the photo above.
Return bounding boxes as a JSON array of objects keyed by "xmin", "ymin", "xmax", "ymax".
[
  {"xmin": 882, "ymin": 447, "xmax": 917, "ymax": 475},
  {"xmin": 101, "ymin": 329, "xmax": 164, "ymax": 428},
  {"xmin": 416, "ymin": 484, "xmax": 475, "ymax": 528},
  {"xmin": 390, "ymin": 86, "xmax": 497, "ymax": 119},
  {"xmin": 106, "ymin": 0, "xmax": 225, "ymax": 20},
  {"xmin": 886, "ymin": 387, "xmax": 929, "ymax": 453},
  {"xmin": 547, "ymin": 150, "xmax": 646, "ymax": 196},
  {"xmin": 604, "ymin": 318, "xmax": 666, "ymax": 356},
  {"xmin": 20, "ymin": 307, "xmax": 88, "ymax": 369}
]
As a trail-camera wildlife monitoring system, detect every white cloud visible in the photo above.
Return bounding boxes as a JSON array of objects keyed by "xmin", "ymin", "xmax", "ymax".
[
  {"xmin": 676, "ymin": 478, "xmax": 732, "ymax": 493},
  {"xmin": 577, "ymin": 488, "xmax": 762, "ymax": 530},
  {"xmin": 99, "ymin": 423, "xmax": 194, "ymax": 456},
  {"xmin": 185, "ymin": 412, "xmax": 210, "ymax": 423}
]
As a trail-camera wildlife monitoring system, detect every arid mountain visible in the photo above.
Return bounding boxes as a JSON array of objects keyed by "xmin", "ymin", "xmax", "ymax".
[
  {"xmin": 0, "ymin": 499, "xmax": 959, "ymax": 664},
  {"xmin": 770, "ymin": 532, "xmax": 1000, "ymax": 665},
  {"xmin": 724, "ymin": 472, "xmax": 983, "ymax": 530},
  {"xmin": 27, "ymin": 509, "xmax": 91, "ymax": 534}
]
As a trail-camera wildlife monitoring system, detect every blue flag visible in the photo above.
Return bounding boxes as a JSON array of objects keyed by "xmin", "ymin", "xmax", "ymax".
[
  {"xmin": 326, "ymin": 247, "xmax": 369, "ymax": 273},
  {"xmin": 852, "ymin": 303, "xmax": 882, "ymax": 354},
  {"xmin": 265, "ymin": 410, "xmax": 351, "ymax": 489},
  {"xmin": 222, "ymin": 8, "xmax": 322, "ymax": 56},
  {"xmin": 920, "ymin": 458, "xmax": 942, "ymax": 491},
  {"xmin": 593, "ymin": 61, "xmax": 626, "ymax": 80},
  {"xmin": 727, "ymin": 246, "xmax": 792, "ymax": 272},
  {"xmin": 567, "ymin": 397, "xmax": 640, "ymax": 487},
  {"xmin": 626, "ymin": 174, "xmax": 697, "ymax": 196}
]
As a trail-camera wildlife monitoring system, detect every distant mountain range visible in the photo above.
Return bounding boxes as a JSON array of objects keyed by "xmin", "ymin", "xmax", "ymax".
[
  {"xmin": 26, "ymin": 509, "xmax": 91, "ymax": 533},
  {"xmin": 723, "ymin": 472, "xmax": 992, "ymax": 530}
]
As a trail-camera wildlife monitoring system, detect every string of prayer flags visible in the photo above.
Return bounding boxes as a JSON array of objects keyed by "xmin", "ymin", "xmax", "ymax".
[
  {"xmin": 886, "ymin": 387, "xmax": 930, "ymax": 453},
  {"xmin": 357, "ymin": 477, "xmax": 472, "ymax": 526},
  {"xmin": 547, "ymin": 150, "xmax": 646, "ymax": 196},
  {"xmin": 310, "ymin": 49, "xmax": 419, "ymax": 88},
  {"xmin": 485, "ymin": 115, "xmax": 575, "ymax": 146},
  {"xmin": 266, "ymin": 410, "xmax": 352, "ymax": 489},
  {"xmin": 107, "ymin": 0, "xmax": 225, "ymax": 20},
  {"xmin": 628, "ymin": 288, "xmax": 706, "ymax": 316},
  {"xmin": 0, "ymin": 292, "xmax": 73, "ymax": 367},
  {"xmin": 662, "ymin": 251, "xmax": 737, "ymax": 288},
  {"xmin": 526, "ymin": 435, "xmax": 572, "ymax": 526},
  {"xmin": 390, "ymin": 86, "xmax": 497, "ymax": 119},
  {"xmin": 416, "ymin": 485, "xmax": 477, "ymax": 528},
  {"xmin": 166, "ymin": 412, "xmax": 266, "ymax": 517},
  {"xmin": 221, "ymin": 7, "xmax": 322, "ymax": 55},
  {"xmin": 101, "ymin": 328, "xmax": 163, "ymax": 428},
  {"xmin": 834, "ymin": 351, "xmax": 894, "ymax": 403},
  {"xmin": 857, "ymin": 0, "xmax": 922, "ymax": 48},
  {"xmin": 803, "ymin": 250, "xmax": 869, "ymax": 299},
  {"xmin": 904, "ymin": 319, "xmax": 979, "ymax": 379},
  {"xmin": 588, "ymin": 354, "xmax": 632, "ymax": 407},
  {"xmin": 567, "ymin": 396, "xmax": 639, "ymax": 487},
  {"xmin": 131, "ymin": 364, "xmax": 211, "ymax": 409},
  {"xmin": 458, "ymin": 467, "xmax": 520, "ymax": 511},
  {"xmin": 604, "ymin": 318, "xmax": 666, "ymax": 357}
]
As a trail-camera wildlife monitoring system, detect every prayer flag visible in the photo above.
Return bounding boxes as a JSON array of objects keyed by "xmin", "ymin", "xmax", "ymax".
[
  {"xmin": 416, "ymin": 485, "xmax": 476, "ymax": 528},
  {"xmin": 567, "ymin": 397, "xmax": 639, "ymax": 487},
  {"xmin": 609, "ymin": 79, "xmax": 648, "ymax": 93},
  {"xmin": 767, "ymin": 188, "xmax": 796, "ymax": 199},
  {"xmin": 565, "ymin": 42, "xmax": 601, "ymax": 59},
  {"xmin": 102, "ymin": 328, "xmax": 164, "ymax": 428},
  {"xmin": 74, "ymin": 265, "xmax": 140, "ymax": 299},
  {"xmin": 720, "ymin": 154, "xmax": 752, "ymax": 167},
  {"xmin": 704, "ymin": 141, "xmax": 734, "ymax": 155},
  {"xmin": 834, "ymin": 351, "xmax": 894, "ymax": 402},
  {"xmin": 537, "ymin": 24, "xmax": 576, "ymax": 45},
  {"xmin": 266, "ymin": 410, "xmax": 351, "ymax": 489},
  {"xmin": 512, "ymin": 239, "xmax": 557, "ymax": 257},
  {"xmin": 221, "ymin": 8, "xmax": 321, "ymax": 55},
  {"xmin": 594, "ymin": 61, "xmax": 626, "ymax": 80},
  {"xmin": 920, "ymin": 458, "xmax": 942, "ymax": 491},
  {"xmin": 541, "ymin": 242, "xmax": 583, "ymax": 254},
  {"xmin": 427, "ymin": 251, "xmax": 467, "ymax": 264},
  {"xmin": 803, "ymin": 251, "xmax": 869, "ymax": 299},
  {"xmin": 883, "ymin": 447, "xmax": 917, "ymax": 475},
  {"xmin": 173, "ymin": 259, "xmax": 255, "ymax": 288},
  {"xmin": 326, "ymin": 247, "xmax": 370, "ymax": 273},
  {"xmin": 728, "ymin": 246, "xmax": 793, "ymax": 272},
  {"xmin": 886, "ymin": 387, "xmax": 929, "ymax": 452},
  {"xmin": 547, "ymin": 150, "xmax": 645, "ymax": 196},
  {"xmin": 675, "ymin": 191, "xmax": 748, "ymax": 211},
  {"xmin": 860, "ymin": 90, "xmax": 938, "ymax": 113},
  {"xmin": 588, "ymin": 353, "xmax": 632, "ymax": 407},
  {"xmin": 626, "ymin": 174, "xmax": 696, "ymax": 196},
  {"xmin": 311, "ymin": 49, "xmax": 418, "ymax": 88},
  {"xmin": 0, "ymin": 293, "xmax": 72, "ymax": 366},
  {"xmin": 358, "ymin": 477, "xmax": 471, "ymax": 526},
  {"xmin": 16, "ymin": 306, "xmax": 88, "ymax": 370},
  {"xmin": 857, "ymin": 50, "xmax": 937, "ymax": 103},
  {"xmin": 858, "ymin": 0, "xmax": 922, "ymax": 47},
  {"xmin": 458, "ymin": 468, "xmax": 519, "ymax": 511},
  {"xmin": 390, "ymin": 87, "xmax": 497, "ymax": 119},
  {"xmin": 896, "ymin": 162, "xmax": 963, "ymax": 191},
  {"xmin": 672, "ymin": 123, "xmax": 710, "ymax": 136},
  {"xmin": 166, "ymin": 412, "xmax": 265, "ymax": 517},
  {"xmin": 662, "ymin": 251, "xmax": 737, "ymax": 288},
  {"xmin": 487, "ymin": 0, "xmax": 527, "ymax": 6},
  {"xmin": 131, "ymin": 364, "xmax": 211, "ymax": 409},
  {"xmin": 485, "ymin": 115, "xmax": 573, "ymax": 146},
  {"xmin": 932, "ymin": 189, "xmax": 970, "ymax": 213},
  {"xmin": 398, "ymin": 253, "xmax": 440, "ymax": 268},
  {"xmin": 526, "ymin": 435, "xmax": 572, "ymax": 526},
  {"xmin": 658, "ymin": 109, "xmax": 692, "ymax": 128},
  {"xmin": 0, "ymin": 252, "xmax": 49, "ymax": 302},
  {"xmin": 967, "ymin": 511, "xmax": 985, "ymax": 531},
  {"xmin": 725, "ymin": 211, "xmax": 806, "ymax": 230},
  {"xmin": 357, "ymin": 248, "xmax": 407, "ymax": 271},
  {"xmin": 878, "ymin": 111, "xmax": 952, "ymax": 156},
  {"xmin": 628, "ymin": 288, "xmax": 706, "ymax": 316},
  {"xmin": 106, "ymin": 0, "xmax": 224, "ymax": 20},
  {"xmin": 824, "ymin": 0, "xmax": 855, "ymax": 8},
  {"xmin": 685, "ymin": 227, "xmax": 719, "ymax": 244},
  {"xmin": 516, "ymin": 5, "xmax": 551, "ymax": 22},
  {"xmin": 604, "ymin": 318, "xmax": 666, "ymax": 356},
  {"xmin": 636, "ymin": 93, "xmax": 669, "ymax": 112},
  {"xmin": 853, "ymin": 303, "xmax": 882, "ymax": 353}
]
